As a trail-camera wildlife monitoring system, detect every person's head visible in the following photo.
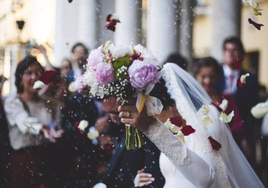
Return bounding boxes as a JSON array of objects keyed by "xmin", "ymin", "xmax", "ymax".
[
  {"xmin": 15, "ymin": 56, "xmax": 44, "ymax": 94},
  {"xmin": 71, "ymin": 43, "xmax": 89, "ymax": 63},
  {"xmin": 165, "ymin": 53, "xmax": 188, "ymax": 70},
  {"xmin": 195, "ymin": 57, "xmax": 222, "ymax": 95},
  {"xmin": 99, "ymin": 78, "xmax": 176, "ymax": 123},
  {"xmin": 223, "ymin": 36, "xmax": 245, "ymax": 68},
  {"xmin": 60, "ymin": 58, "xmax": 72, "ymax": 75}
]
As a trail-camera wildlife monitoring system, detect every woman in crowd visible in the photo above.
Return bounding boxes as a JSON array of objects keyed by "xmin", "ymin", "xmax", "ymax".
[
  {"xmin": 4, "ymin": 56, "xmax": 64, "ymax": 188},
  {"xmin": 195, "ymin": 57, "xmax": 244, "ymax": 144}
]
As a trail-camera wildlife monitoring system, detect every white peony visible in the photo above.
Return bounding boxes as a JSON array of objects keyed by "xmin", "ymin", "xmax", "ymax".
[
  {"xmin": 108, "ymin": 43, "xmax": 133, "ymax": 59},
  {"xmin": 219, "ymin": 99, "xmax": 228, "ymax": 112},
  {"xmin": 33, "ymin": 80, "xmax": 45, "ymax": 89},
  {"xmin": 134, "ymin": 44, "xmax": 157, "ymax": 62},
  {"xmin": 219, "ymin": 111, "xmax": 234, "ymax": 123},
  {"xmin": 78, "ymin": 120, "xmax": 89, "ymax": 131},
  {"xmin": 251, "ymin": 101, "xmax": 268, "ymax": 119}
]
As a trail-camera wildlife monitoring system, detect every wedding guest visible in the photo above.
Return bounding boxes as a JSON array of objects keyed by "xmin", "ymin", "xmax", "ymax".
[
  {"xmin": 60, "ymin": 58, "xmax": 73, "ymax": 76},
  {"xmin": 66, "ymin": 43, "xmax": 89, "ymax": 82},
  {"xmin": 4, "ymin": 56, "xmax": 64, "ymax": 188},
  {"xmin": 220, "ymin": 36, "xmax": 259, "ymax": 164},
  {"xmin": 195, "ymin": 57, "xmax": 243, "ymax": 144},
  {"xmin": 92, "ymin": 96, "xmax": 165, "ymax": 188}
]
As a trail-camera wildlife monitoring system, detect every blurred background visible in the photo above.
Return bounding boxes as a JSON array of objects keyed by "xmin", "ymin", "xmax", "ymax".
[{"xmin": 0, "ymin": 0, "xmax": 267, "ymax": 96}]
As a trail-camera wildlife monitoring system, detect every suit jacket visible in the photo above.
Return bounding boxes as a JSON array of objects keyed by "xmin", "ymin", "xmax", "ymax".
[
  {"xmin": 60, "ymin": 93, "xmax": 105, "ymax": 187},
  {"xmin": 96, "ymin": 131, "xmax": 165, "ymax": 188},
  {"xmin": 220, "ymin": 67, "xmax": 259, "ymax": 140},
  {"xmin": 0, "ymin": 100, "xmax": 11, "ymax": 187}
]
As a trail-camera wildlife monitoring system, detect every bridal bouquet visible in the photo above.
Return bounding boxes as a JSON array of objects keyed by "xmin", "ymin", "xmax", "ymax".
[{"xmin": 75, "ymin": 41, "xmax": 163, "ymax": 150}]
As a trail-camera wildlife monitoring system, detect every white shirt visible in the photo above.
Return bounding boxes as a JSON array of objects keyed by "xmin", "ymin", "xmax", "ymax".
[
  {"xmin": 4, "ymin": 95, "xmax": 60, "ymax": 150},
  {"xmin": 223, "ymin": 64, "xmax": 239, "ymax": 95}
]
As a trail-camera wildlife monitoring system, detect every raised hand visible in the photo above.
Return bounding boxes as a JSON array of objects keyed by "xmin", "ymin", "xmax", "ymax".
[
  {"xmin": 134, "ymin": 169, "xmax": 155, "ymax": 187},
  {"xmin": 118, "ymin": 98, "xmax": 155, "ymax": 132},
  {"xmin": 41, "ymin": 126, "xmax": 64, "ymax": 143}
]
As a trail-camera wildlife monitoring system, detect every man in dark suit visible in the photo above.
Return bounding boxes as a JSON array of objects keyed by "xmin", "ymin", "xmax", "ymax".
[
  {"xmin": 220, "ymin": 36, "xmax": 259, "ymax": 164},
  {"xmin": 92, "ymin": 97, "xmax": 165, "ymax": 188},
  {"xmin": 60, "ymin": 92, "xmax": 108, "ymax": 187}
]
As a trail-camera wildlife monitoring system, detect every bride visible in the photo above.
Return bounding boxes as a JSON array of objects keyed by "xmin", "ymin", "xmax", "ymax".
[{"xmin": 115, "ymin": 63, "xmax": 264, "ymax": 188}]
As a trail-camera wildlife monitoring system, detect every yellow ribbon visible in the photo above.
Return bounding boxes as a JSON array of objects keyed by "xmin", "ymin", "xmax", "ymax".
[{"xmin": 138, "ymin": 93, "xmax": 150, "ymax": 113}]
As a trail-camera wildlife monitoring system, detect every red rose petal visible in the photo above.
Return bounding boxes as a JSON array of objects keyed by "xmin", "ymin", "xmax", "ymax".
[
  {"xmin": 208, "ymin": 136, "xmax": 221, "ymax": 151},
  {"xmin": 236, "ymin": 77, "xmax": 244, "ymax": 88},
  {"xmin": 38, "ymin": 71, "xmax": 60, "ymax": 85},
  {"xmin": 170, "ymin": 116, "xmax": 184, "ymax": 127},
  {"xmin": 106, "ymin": 14, "xmax": 112, "ymax": 22},
  {"xmin": 248, "ymin": 18, "xmax": 264, "ymax": 30},
  {"xmin": 181, "ymin": 125, "xmax": 195, "ymax": 136}
]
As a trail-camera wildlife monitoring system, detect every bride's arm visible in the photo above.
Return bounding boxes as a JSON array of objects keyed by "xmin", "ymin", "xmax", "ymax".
[
  {"xmin": 119, "ymin": 105, "xmax": 215, "ymax": 188},
  {"xmin": 143, "ymin": 119, "xmax": 215, "ymax": 188}
]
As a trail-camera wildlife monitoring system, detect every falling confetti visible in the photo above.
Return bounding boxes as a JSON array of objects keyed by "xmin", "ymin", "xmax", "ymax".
[
  {"xmin": 248, "ymin": 18, "xmax": 264, "ymax": 30},
  {"xmin": 105, "ymin": 14, "xmax": 120, "ymax": 32}
]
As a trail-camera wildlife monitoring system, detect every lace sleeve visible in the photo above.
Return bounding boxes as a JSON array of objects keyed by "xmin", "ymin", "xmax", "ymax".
[{"xmin": 143, "ymin": 119, "xmax": 215, "ymax": 188}]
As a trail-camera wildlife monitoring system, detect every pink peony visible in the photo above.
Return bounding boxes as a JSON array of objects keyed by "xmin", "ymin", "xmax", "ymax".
[
  {"xmin": 96, "ymin": 62, "xmax": 115, "ymax": 86},
  {"xmin": 128, "ymin": 60, "xmax": 161, "ymax": 90},
  {"xmin": 87, "ymin": 48, "xmax": 105, "ymax": 71}
]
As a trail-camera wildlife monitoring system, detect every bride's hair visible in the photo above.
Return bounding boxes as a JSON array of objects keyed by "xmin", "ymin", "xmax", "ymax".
[{"xmin": 150, "ymin": 78, "xmax": 175, "ymax": 109}]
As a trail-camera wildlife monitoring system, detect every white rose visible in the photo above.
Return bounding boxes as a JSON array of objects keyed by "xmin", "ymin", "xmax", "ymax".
[
  {"xmin": 219, "ymin": 99, "xmax": 228, "ymax": 112},
  {"xmin": 33, "ymin": 80, "xmax": 45, "ymax": 89},
  {"xmin": 134, "ymin": 44, "xmax": 157, "ymax": 62},
  {"xmin": 78, "ymin": 120, "xmax": 89, "ymax": 131},
  {"xmin": 219, "ymin": 111, "xmax": 234, "ymax": 123},
  {"xmin": 251, "ymin": 101, "xmax": 268, "ymax": 119}
]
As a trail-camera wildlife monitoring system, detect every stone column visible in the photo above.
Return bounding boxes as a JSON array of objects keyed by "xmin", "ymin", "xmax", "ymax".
[
  {"xmin": 211, "ymin": 0, "xmax": 242, "ymax": 62},
  {"xmin": 114, "ymin": 0, "xmax": 142, "ymax": 45},
  {"xmin": 147, "ymin": 0, "xmax": 180, "ymax": 63},
  {"xmin": 77, "ymin": 0, "xmax": 100, "ymax": 49},
  {"xmin": 54, "ymin": 0, "xmax": 79, "ymax": 66},
  {"xmin": 180, "ymin": 0, "xmax": 194, "ymax": 65},
  {"xmin": 98, "ymin": 0, "xmax": 115, "ymax": 45}
]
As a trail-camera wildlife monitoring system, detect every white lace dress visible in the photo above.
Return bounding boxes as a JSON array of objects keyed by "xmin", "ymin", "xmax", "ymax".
[{"xmin": 143, "ymin": 108, "xmax": 231, "ymax": 188}]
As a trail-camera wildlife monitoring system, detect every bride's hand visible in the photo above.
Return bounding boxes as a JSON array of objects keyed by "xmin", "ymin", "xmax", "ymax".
[
  {"xmin": 134, "ymin": 169, "xmax": 155, "ymax": 187},
  {"xmin": 118, "ymin": 98, "xmax": 155, "ymax": 132}
]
